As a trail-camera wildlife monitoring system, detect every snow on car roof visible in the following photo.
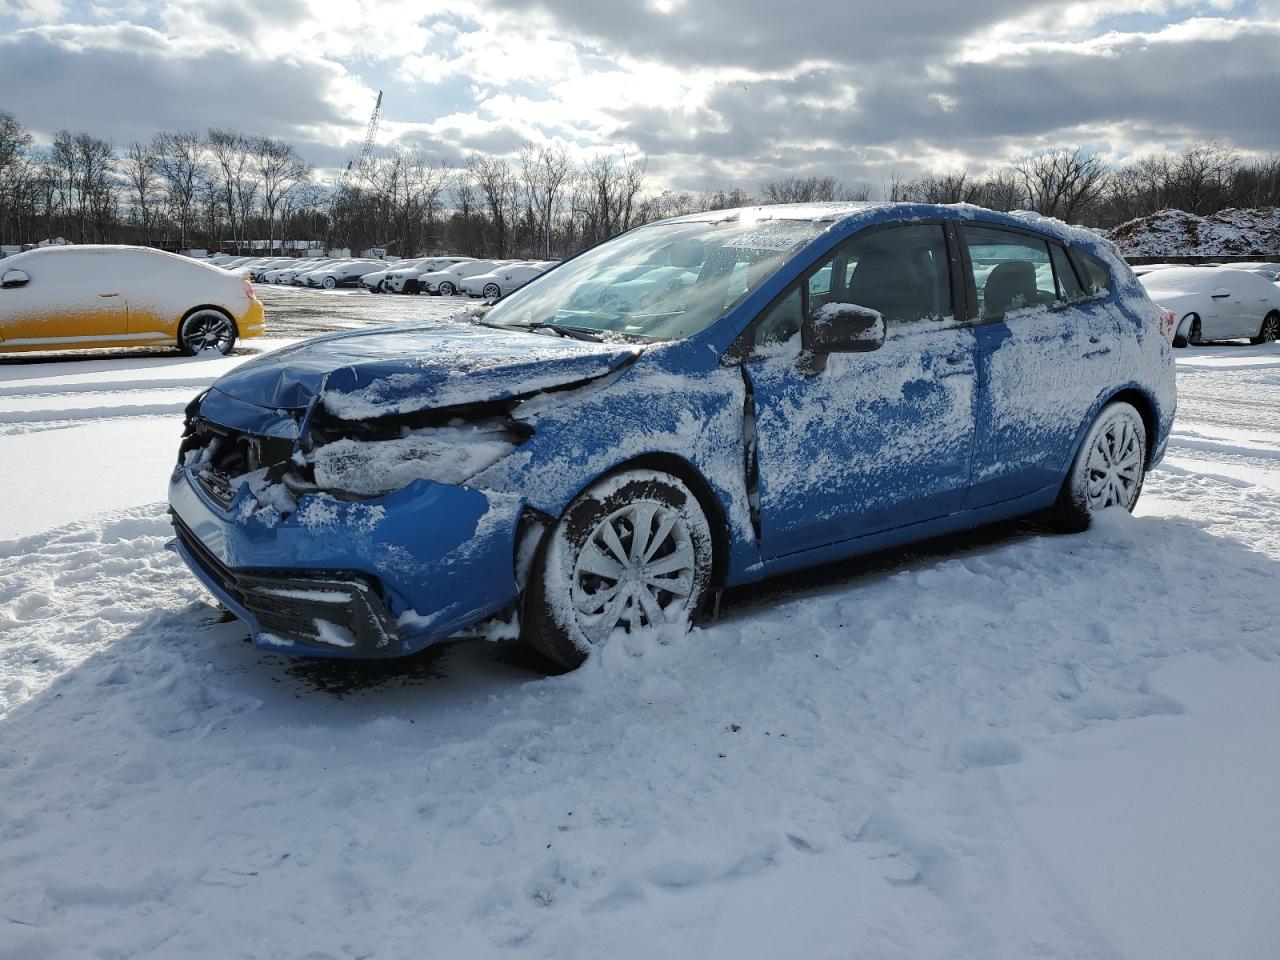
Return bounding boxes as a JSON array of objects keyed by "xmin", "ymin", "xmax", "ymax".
[{"xmin": 651, "ymin": 201, "xmax": 1112, "ymax": 252}]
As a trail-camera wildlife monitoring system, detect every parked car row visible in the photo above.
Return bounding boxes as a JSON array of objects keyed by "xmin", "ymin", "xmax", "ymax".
[
  {"xmin": 1136, "ymin": 263, "xmax": 1280, "ymax": 345},
  {"xmin": 205, "ymin": 253, "xmax": 559, "ymax": 300}
]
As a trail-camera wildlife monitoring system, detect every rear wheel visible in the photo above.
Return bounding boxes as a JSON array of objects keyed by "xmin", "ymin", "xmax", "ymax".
[
  {"xmin": 178, "ymin": 309, "xmax": 237, "ymax": 356},
  {"xmin": 522, "ymin": 470, "xmax": 714, "ymax": 670},
  {"xmin": 1251, "ymin": 311, "xmax": 1280, "ymax": 345},
  {"xmin": 1049, "ymin": 401, "xmax": 1147, "ymax": 533}
]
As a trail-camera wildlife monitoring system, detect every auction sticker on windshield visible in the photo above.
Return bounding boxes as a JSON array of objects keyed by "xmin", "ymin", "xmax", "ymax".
[{"xmin": 723, "ymin": 231, "xmax": 811, "ymax": 252}]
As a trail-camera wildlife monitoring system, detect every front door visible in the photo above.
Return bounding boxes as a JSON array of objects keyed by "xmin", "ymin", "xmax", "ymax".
[
  {"xmin": 742, "ymin": 222, "xmax": 978, "ymax": 560},
  {"xmin": 0, "ymin": 250, "xmax": 128, "ymax": 346}
]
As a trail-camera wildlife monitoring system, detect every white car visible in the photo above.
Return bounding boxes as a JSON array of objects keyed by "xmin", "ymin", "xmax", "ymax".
[
  {"xmin": 360, "ymin": 258, "xmax": 434, "ymax": 293},
  {"xmin": 1140, "ymin": 267, "xmax": 1280, "ymax": 346},
  {"xmin": 1218, "ymin": 262, "xmax": 1280, "ymax": 283},
  {"xmin": 460, "ymin": 263, "xmax": 548, "ymax": 299},
  {"xmin": 388, "ymin": 257, "xmax": 474, "ymax": 294},
  {"xmin": 249, "ymin": 259, "xmax": 305, "ymax": 281},
  {"xmin": 268, "ymin": 260, "xmax": 331, "ymax": 284},
  {"xmin": 307, "ymin": 260, "xmax": 384, "ymax": 289},
  {"xmin": 1130, "ymin": 263, "xmax": 1186, "ymax": 277},
  {"xmin": 292, "ymin": 262, "xmax": 349, "ymax": 286},
  {"xmin": 419, "ymin": 260, "xmax": 506, "ymax": 296},
  {"xmin": 220, "ymin": 258, "xmax": 275, "ymax": 278}
]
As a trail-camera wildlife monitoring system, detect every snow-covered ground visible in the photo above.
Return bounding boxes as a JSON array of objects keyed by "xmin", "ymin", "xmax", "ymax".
[{"xmin": 2, "ymin": 290, "xmax": 1279, "ymax": 959}]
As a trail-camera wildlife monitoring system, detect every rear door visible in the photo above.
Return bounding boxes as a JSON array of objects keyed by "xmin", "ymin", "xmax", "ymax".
[
  {"xmin": 962, "ymin": 225, "xmax": 1119, "ymax": 507},
  {"xmin": 742, "ymin": 221, "xmax": 978, "ymax": 559}
]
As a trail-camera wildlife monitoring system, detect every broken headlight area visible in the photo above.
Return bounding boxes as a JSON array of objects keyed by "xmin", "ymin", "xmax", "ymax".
[{"xmin": 181, "ymin": 401, "xmax": 532, "ymax": 514}]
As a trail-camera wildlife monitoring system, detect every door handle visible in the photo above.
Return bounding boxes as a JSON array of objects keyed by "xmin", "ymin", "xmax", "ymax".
[{"xmin": 98, "ymin": 292, "xmax": 119, "ymax": 298}]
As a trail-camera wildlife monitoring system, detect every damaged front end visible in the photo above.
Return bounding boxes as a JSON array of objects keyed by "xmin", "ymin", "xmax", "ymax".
[{"xmin": 169, "ymin": 387, "xmax": 540, "ymax": 658}]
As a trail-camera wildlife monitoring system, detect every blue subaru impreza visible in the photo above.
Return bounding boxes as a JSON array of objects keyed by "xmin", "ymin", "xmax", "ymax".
[{"xmin": 169, "ymin": 203, "xmax": 1177, "ymax": 669}]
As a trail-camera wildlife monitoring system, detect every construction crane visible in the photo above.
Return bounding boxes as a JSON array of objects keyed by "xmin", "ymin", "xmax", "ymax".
[
  {"xmin": 341, "ymin": 90, "xmax": 382, "ymax": 190},
  {"xmin": 331, "ymin": 90, "xmax": 383, "ymax": 251}
]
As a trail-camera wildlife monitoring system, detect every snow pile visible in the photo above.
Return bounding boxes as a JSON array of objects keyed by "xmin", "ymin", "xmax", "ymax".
[{"xmin": 1110, "ymin": 207, "xmax": 1280, "ymax": 257}]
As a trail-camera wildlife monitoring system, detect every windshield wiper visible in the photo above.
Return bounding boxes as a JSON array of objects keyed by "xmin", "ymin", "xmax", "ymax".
[{"xmin": 521, "ymin": 322, "xmax": 606, "ymax": 342}]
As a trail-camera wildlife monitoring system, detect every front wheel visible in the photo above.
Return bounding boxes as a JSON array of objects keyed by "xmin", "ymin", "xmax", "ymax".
[
  {"xmin": 1251, "ymin": 311, "xmax": 1280, "ymax": 345},
  {"xmin": 482, "ymin": 282, "xmax": 501, "ymax": 300},
  {"xmin": 522, "ymin": 470, "xmax": 715, "ymax": 670},
  {"xmin": 178, "ymin": 309, "xmax": 237, "ymax": 356},
  {"xmin": 1049, "ymin": 401, "xmax": 1148, "ymax": 533},
  {"xmin": 437, "ymin": 281, "xmax": 454, "ymax": 296},
  {"xmin": 322, "ymin": 276, "xmax": 337, "ymax": 290}
]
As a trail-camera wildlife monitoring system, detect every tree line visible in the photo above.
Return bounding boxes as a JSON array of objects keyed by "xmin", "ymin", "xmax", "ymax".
[{"xmin": 2, "ymin": 109, "xmax": 1278, "ymax": 261}]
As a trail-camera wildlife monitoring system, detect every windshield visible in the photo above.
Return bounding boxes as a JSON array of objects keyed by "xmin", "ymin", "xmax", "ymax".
[{"xmin": 482, "ymin": 218, "xmax": 829, "ymax": 341}]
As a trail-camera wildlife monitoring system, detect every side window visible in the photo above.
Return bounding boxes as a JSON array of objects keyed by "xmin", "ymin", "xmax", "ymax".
[
  {"xmin": 965, "ymin": 226, "xmax": 1060, "ymax": 319},
  {"xmin": 841, "ymin": 224, "xmax": 952, "ymax": 326},
  {"xmin": 1075, "ymin": 250, "xmax": 1111, "ymax": 296},
  {"xmin": 1050, "ymin": 243, "xmax": 1087, "ymax": 301},
  {"xmin": 751, "ymin": 223, "xmax": 951, "ymax": 349},
  {"xmin": 754, "ymin": 285, "xmax": 803, "ymax": 347}
]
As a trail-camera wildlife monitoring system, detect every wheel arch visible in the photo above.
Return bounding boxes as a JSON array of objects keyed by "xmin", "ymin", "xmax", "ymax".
[
  {"xmin": 559, "ymin": 452, "xmax": 733, "ymax": 591},
  {"xmin": 1068, "ymin": 385, "xmax": 1161, "ymax": 472}
]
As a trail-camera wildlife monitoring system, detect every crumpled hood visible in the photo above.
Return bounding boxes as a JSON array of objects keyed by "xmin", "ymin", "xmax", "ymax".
[{"xmin": 206, "ymin": 318, "xmax": 641, "ymax": 421}]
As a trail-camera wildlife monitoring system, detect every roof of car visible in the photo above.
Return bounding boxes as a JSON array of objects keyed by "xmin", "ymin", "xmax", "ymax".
[{"xmin": 651, "ymin": 201, "xmax": 1111, "ymax": 252}]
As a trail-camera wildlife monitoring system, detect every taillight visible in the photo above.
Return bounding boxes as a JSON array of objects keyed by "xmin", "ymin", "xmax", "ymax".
[
  {"xmin": 1158, "ymin": 309, "xmax": 1177, "ymax": 343},
  {"xmin": 244, "ymin": 279, "xmax": 256, "ymax": 300}
]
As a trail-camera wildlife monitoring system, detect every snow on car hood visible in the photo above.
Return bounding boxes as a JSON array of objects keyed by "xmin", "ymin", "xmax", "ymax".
[{"xmin": 205, "ymin": 318, "xmax": 642, "ymax": 420}]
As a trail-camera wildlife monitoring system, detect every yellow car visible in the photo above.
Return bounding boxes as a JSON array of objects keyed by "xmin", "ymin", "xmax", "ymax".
[{"xmin": 0, "ymin": 245, "xmax": 265, "ymax": 356}]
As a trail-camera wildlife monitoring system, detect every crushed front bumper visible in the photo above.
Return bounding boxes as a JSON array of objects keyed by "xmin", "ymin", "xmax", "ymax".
[{"xmin": 168, "ymin": 464, "xmax": 526, "ymax": 659}]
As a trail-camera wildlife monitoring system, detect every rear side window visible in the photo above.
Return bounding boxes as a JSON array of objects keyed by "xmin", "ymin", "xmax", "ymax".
[
  {"xmin": 1050, "ymin": 243, "xmax": 1087, "ymax": 301},
  {"xmin": 1075, "ymin": 250, "xmax": 1111, "ymax": 296},
  {"xmin": 964, "ymin": 226, "xmax": 1060, "ymax": 319}
]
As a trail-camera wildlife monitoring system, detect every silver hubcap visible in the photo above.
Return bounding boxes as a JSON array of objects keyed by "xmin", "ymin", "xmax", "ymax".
[
  {"xmin": 571, "ymin": 502, "xmax": 697, "ymax": 644},
  {"xmin": 182, "ymin": 313, "xmax": 233, "ymax": 353},
  {"xmin": 483, "ymin": 284, "xmax": 499, "ymax": 298},
  {"xmin": 1085, "ymin": 414, "xmax": 1143, "ymax": 511},
  {"xmin": 1264, "ymin": 317, "xmax": 1279, "ymax": 340}
]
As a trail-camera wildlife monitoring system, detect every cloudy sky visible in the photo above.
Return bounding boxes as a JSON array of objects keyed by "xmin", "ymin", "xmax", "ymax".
[{"xmin": 1, "ymin": 0, "xmax": 1277, "ymax": 192}]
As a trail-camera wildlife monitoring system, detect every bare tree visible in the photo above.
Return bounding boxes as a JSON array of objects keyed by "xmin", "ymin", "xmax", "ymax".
[
  {"xmin": 254, "ymin": 137, "xmax": 309, "ymax": 255},
  {"xmin": 151, "ymin": 131, "xmax": 204, "ymax": 250},
  {"xmin": 467, "ymin": 154, "xmax": 518, "ymax": 257},
  {"xmin": 1012, "ymin": 148, "xmax": 1108, "ymax": 222},
  {"xmin": 0, "ymin": 112, "xmax": 34, "ymax": 245},
  {"xmin": 520, "ymin": 142, "xmax": 572, "ymax": 258}
]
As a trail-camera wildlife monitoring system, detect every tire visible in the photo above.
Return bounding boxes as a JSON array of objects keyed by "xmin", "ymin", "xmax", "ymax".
[
  {"xmin": 403, "ymin": 280, "xmax": 418, "ymax": 295},
  {"xmin": 437, "ymin": 281, "xmax": 455, "ymax": 296},
  {"xmin": 1049, "ymin": 401, "xmax": 1148, "ymax": 533},
  {"xmin": 322, "ymin": 276, "xmax": 337, "ymax": 290},
  {"xmin": 178, "ymin": 309, "xmax": 237, "ymax": 356},
  {"xmin": 482, "ymin": 282, "xmax": 501, "ymax": 300},
  {"xmin": 1188, "ymin": 315, "xmax": 1202, "ymax": 346},
  {"xmin": 1172, "ymin": 313, "xmax": 1195, "ymax": 348},
  {"xmin": 522, "ymin": 470, "xmax": 715, "ymax": 671},
  {"xmin": 1251, "ymin": 311, "xmax": 1280, "ymax": 345}
]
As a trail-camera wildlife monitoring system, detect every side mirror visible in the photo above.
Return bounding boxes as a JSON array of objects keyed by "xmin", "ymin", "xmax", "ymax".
[
  {"xmin": 2, "ymin": 269, "xmax": 29, "ymax": 289},
  {"xmin": 1210, "ymin": 288, "xmax": 1231, "ymax": 299},
  {"xmin": 799, "ymin": 303, "xmax": 885, "ymax": 373}
]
